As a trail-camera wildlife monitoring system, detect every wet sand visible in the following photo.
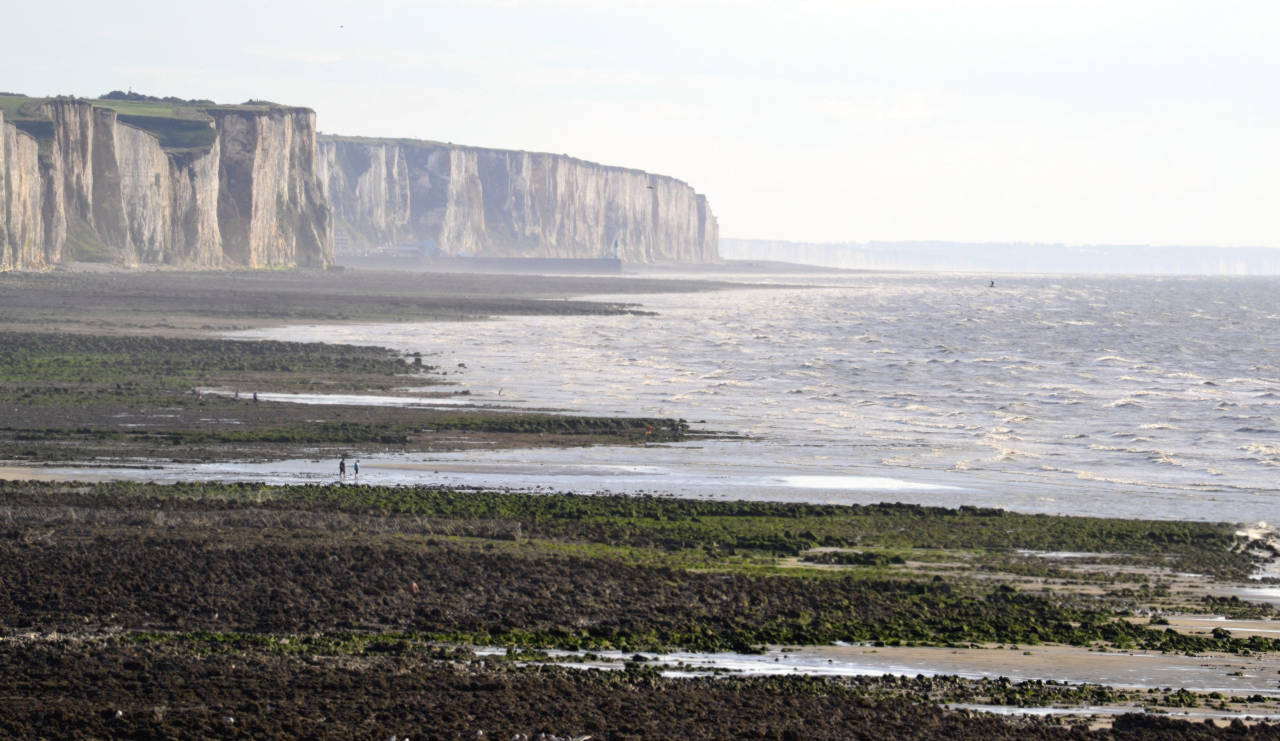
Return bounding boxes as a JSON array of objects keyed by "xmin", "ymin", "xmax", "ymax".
[
  {"xmin": 0, "ymin": 466, "xmax": 103, "ymax": 482},
  {"xmin": 1, "ymin": 452, "xmax": 976, "ymax": 505},
  {"xmin": 485, "ymin": 641, "xmax": 1280, "ymax": 697},
  {"xmin": 1153, "ymin": 616, "xmax": 1280, "ymax": 640},
  {"xmin": 784, "ymin": 643, "xmax": 1280, "ymax": 696}
]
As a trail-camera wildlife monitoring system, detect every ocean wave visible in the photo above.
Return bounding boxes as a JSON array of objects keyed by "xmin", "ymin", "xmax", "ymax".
[
  {"xmin": 1241, "ymin": 443, "xmax": 1280, "ymax": 466},
  {"xmin": 1087, "ymin": 444, "xmax": 1127, "ymax": 452},
  {"xmin": 1109, "ymin": 433, "xmax": 1154, "ymax": 443},
  {"xmin": 903, "ymin": 404, "xmax": 939, "ymax": 412},
  {"xmin": 1222, "ymin": 376, "xmax": 1267, "ymax": 385},
  {"xmin": 1039, "ymin": 467, "xmax": 1191, "ymax": 490},
  {"xmin": 1107, "ymin": 398, "xmax": 1143, "ymax": 408}
]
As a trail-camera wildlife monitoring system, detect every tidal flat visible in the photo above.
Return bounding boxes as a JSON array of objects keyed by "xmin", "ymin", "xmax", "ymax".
[
  {"xmin": 0, "ymin": 270, "xmax": 720, "ymax": 464},
  {"xmin": 2, "ymin": 268, "xmax": 1280, "ymax": 737},
  {"xmin": 2, "ymin": 480, "xmax": 1280, "ymax": 737}
]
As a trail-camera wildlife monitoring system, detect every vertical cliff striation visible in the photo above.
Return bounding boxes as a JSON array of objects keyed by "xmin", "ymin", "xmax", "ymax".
[
  {"xmin": 5, "ymin": 94, "xmax": 718, "ymax": 269},
  {"xmin": 0, "ymin": 98, "xmax": 332, "ymax": 270},
  {"xmin": 211, "ymin": 107, "xmax": 331, "ymax": 268},
  {"xmin": 318, "ymin": 136, "xmax": 718, "ymax": 263},
  {"xmin": 0, "ymin": 112, "xmax": 49, "ymax": 269}
]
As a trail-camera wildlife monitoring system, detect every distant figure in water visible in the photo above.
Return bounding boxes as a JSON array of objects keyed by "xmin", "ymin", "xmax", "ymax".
[
  {"xmin": 339, "ymin": 458, "xmax": 346, "ymax": 477},
  {"xmin": 252, "ymin": 391, "xmax": 258, "ymax": 402},
  {"xmin": 989, "ymin": 280, "xmax": 995, "ymax": 288},
  {"xmin": 354, "ymin": 460, "xmax": 360, "ymax": 477}
]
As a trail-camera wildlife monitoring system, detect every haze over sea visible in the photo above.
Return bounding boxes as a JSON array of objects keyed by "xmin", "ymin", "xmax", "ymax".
[{"xmin": 226, "ymin": 272, "xmax": 1280, "ymax": 524}]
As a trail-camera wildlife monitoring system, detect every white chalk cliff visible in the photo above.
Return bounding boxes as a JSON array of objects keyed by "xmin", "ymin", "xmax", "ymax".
[
  {"xmin": 2, "ymin": 96, "xmax": 719, "ymax": 270},
  {"xmin": 318, "ymin": 136, "xmax": 718, "ymax": 263},
  {"xmin": 0, "ymin": 110, "xmax": 50, "ymax": 270},
  {"xmin": 0, "ymin": 100, "xmax": 332, "ymax": 270}
]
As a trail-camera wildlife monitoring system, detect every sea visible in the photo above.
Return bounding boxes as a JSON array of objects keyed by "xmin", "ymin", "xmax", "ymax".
[{"xmin": 65, "ymin": 272, "xmax": 1280, "ymax": 524}]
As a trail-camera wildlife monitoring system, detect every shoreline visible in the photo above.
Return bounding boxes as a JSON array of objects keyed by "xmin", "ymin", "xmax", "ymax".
[{"xmin": 3, "ymin": 269, "xmax": 1280, "ymax": 737}]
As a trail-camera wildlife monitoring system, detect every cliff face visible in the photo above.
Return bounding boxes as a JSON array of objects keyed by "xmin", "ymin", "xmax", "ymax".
[
  {"xmin": 319, "ymin": 137, "xmax": 718, "ymax": 263},
  {"xmin": 211, "ymin": 108, "xmax": 331, "ymax": 268},
  {"xmin": 5, "ymin": 96, "xmax": 719, "ymax": 269},
  {"xmin": 0, "ymin": 112, "xmax": 49, "ymax": 270},
  {"xmin": 0, "ymin": 100, "xmax": 332, "ymax": 270}
]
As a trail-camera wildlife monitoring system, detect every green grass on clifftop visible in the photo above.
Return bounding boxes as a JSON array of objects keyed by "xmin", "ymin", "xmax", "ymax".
[
  {"xmin": 0, "ymin": 94, "xmax": 33, "ymax": 119},
  {"xmin": 0, "ymin": 93, "xmax": 300, "ymax": 154}
]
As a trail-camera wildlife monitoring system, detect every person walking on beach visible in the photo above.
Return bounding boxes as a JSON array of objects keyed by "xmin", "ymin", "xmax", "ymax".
[
  {"xmin": 339, "ymin": 458, "xmax": 346, "ymax": 477},
  {"xmin": 353, "ymin": 460, "xmax": 359, "ymax": 477}
]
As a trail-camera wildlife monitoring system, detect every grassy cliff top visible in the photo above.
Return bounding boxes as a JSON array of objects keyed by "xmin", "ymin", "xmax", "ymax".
[
  {"xmin": 0, "ymin": 94, "xmax": 35, "ymax": 119},
  {"xmin": 0, "ymin": 93, "xmax": 311, "ymax": 153},
  {"xmin": 0, "ymin": 95, "xmax": 55, "ymax": 143},
  {"xmin": 0, "ymin": 93, "xmax": 217, "ymax": 122}
]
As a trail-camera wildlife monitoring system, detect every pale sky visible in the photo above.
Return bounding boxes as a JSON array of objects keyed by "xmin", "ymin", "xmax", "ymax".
[{"xmin": 7, "ymin": 0, "xmax": 1279, "ymax": 246}]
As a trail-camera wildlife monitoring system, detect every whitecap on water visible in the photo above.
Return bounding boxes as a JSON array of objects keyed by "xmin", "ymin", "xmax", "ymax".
[{"xmin": 1106, "ymin": 398, "xmax": 1144, "ymax": 408}]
